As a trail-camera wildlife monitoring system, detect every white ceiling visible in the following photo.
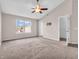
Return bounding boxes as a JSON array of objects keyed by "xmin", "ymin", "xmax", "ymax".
[{"xmin": 0, "ymin": 0, "xmax": 64, "ymax": 19}]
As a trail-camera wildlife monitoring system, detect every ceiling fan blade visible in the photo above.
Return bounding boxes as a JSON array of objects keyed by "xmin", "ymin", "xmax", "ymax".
[
  {"xmin": 37, "ymin": 0, "xmax": 39, "ymax": 2},
  {"xmin": 41, "ymin": 8, "xmax": 48, "ymax": 10},
  {"xmin": 32, "ymin": 8, "xmax": 35, "ymax": 9},
  {"xmin": 40, "ymin": 11, "xmax": 42, "ymax": 14},
  {"xmin": 32, "ymin": 11, "xmax": 35, "ymax": 13}
]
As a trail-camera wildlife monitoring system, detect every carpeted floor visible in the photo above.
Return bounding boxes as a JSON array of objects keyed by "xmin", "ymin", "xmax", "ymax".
[{"xmin": 0, "ymin": 37, "xmax": 78, "ymax": 59}]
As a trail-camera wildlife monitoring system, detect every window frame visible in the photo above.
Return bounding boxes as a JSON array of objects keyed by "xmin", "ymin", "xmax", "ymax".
[{"xmin": 16, "ymin": 19, "xmax": 32, "ymax": 34}]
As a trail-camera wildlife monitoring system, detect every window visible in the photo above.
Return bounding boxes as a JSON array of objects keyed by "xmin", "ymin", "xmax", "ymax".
[{"xmin": 16, "ymin": 20, "xmax": 32, "ymax": 33}]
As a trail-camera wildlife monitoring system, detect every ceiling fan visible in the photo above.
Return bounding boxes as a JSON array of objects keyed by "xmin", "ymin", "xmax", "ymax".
[{"xmin": 32, "ymin": 0, "xmax": 48, "ymax": 14}]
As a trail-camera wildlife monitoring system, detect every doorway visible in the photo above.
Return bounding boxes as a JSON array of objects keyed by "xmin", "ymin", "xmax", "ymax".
[{"xmin": 59, "ymin": 15, "xmax": 70, "ymax": 45}]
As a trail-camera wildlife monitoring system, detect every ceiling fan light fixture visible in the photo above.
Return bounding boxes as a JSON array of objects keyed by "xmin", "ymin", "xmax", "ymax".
[
  {"xmin": 35, "ymin": 5, "xmax": 41, "ymax": 13},
  {"xmin": 32, "ymin": 0, "xmax": 48, "ymax": 14}
]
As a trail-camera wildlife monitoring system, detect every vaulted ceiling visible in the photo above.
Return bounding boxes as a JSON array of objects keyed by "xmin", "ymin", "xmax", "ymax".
[{"xmin": 0, "ymin": 0, "xmax": 64, "ymax": 19}]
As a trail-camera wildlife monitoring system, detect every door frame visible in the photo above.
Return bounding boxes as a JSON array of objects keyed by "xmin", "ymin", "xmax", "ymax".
[{"xmin": 58, "ymin": 15, "xmax": 70, "ymax": 45}]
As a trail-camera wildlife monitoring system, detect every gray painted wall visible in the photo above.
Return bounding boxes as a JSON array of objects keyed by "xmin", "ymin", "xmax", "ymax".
[
  {"xmin": 2, "ymin": 13, "xmax": 38, "ymax": 41},
  {"xmin": 0, "ymin": 6, "xmax": 1, "ymax": 45},
  {"xmin": 39, "ymin": 0, "xmax": 72, "ymax": 41},
  {"xmin": 69, "ymin": 0, "xmax": 78, "ymax": 44},
  {"xmin": 39, "ymin": 0, "xmax": 78, "ymax": 44}
]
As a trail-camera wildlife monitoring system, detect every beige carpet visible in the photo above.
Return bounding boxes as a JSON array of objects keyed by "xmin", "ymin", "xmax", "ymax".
[{"xmin": 0, "ymin": 37, "xmax": 78, "ymax": 59}]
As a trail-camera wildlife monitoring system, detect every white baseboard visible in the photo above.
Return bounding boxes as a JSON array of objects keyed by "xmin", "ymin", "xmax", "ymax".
[
  {"xmin": 42, "ymin": 36, "xmax": 59, "ymax": 41},
  {"xmin": 2, "ymin": 36, "xmax": 38, "ymax": 42}
]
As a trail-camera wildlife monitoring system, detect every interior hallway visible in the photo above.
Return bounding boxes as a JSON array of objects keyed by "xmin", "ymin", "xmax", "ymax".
[{"xmin": 0, "ymin": 37, "xmax": 78, "ymax": 59}]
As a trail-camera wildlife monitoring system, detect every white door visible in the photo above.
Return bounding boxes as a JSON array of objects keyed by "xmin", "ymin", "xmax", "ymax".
[
  {"xmin": 65, "ymin": 16, "xmax": 70, "ymax": 45},
  {"xmin": 59, "ymin": 15, "xmax": 70, "ymax": 45}
]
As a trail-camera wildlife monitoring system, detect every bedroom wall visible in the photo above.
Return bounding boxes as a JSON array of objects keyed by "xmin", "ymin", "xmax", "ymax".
[
  {"xmin": 69, "ymin": 0, "xmax": 78, "ymax": 44},
  {"xmin": 2, "ymin": 13, "xmax": 38, "ymax": 41},
  {"xmin": 39, "ymin": 0, "xmax": 72, "ymax": 41},
  {"xmin": 0, "ymin": 6, "xmax": 1, "ymax": 45}
]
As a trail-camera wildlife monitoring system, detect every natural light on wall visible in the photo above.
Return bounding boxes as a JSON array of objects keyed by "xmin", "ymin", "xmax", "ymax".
[{"xmin": 16, "ymin": 20, "xmax": 32, "ymax": 33}]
